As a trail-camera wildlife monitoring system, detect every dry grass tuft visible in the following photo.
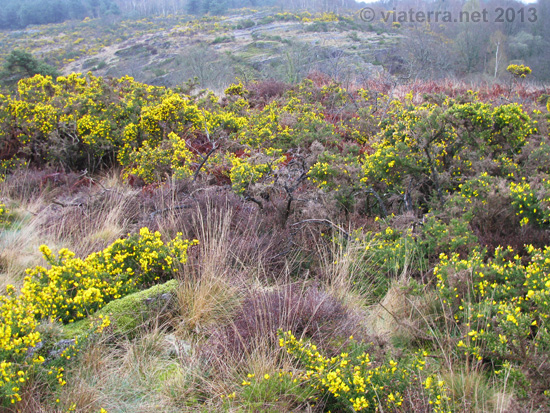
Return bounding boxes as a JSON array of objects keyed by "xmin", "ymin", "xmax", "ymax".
[
  {"xmin": 175, "ymin": 205, "xmax": 244, "ymax": 336},
  {"xmin": 0, "ymin": 170, "xmax": 147, "ymax": 284},
  {"xmin": 36, "ymin": 186, "xmax": 143, "ymax": 256},
  {"xmin": 316, "ymin": 236, "xmax": 373, "ymax": 308},
  {"xmin": 0, "ymin": 200, "xmax": 55, "ymax": 288},
  {"xmin": 443, "ymin": 369, "xmax": 514, "ymax": 413},
  {"xmin": 58, "ymin": 328, "xmax": 208, "ymax": 413}
]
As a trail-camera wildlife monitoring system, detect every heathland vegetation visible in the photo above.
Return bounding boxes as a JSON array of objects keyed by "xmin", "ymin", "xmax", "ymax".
[
  {"xmin": 1, "ymin": 1, "xmax": 550, "ymax": 412},
  {"xmin": 1, "ymin": 67, "xmax": 549, "ymax": 411}
]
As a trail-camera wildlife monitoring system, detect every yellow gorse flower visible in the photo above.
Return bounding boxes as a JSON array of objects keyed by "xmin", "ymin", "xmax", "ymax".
[{"xmin": 0, "ymin": 228, "xmax": 197, "ymax": 404}]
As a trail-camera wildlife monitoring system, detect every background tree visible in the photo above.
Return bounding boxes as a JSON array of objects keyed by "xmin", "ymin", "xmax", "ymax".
[
  {"xmin": 454, "ymin": 0, "xmax": 488, "ymax": 75},
  {"xmin": 489, "ymin": 30, "xmax": 507, "ymax": 78},
  {"xmin": 0, "ymin": 50, "xmax": 60, "ymax": 87}
]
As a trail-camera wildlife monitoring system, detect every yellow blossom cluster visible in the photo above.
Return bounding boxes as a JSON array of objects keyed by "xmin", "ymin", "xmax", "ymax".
[
  {"xmin": 238, "ymin": 96, "xmax": 334, "ymax": 149},
  {"xmin": 228, "ymin": 149, "xmax": 286, "ymax": 194},
  {"xmin": 122, "ymin": 132, "xmax": 198, "ymax": 183},
  {"xmin": 435, "ymin": 244, "xmax": 550, "ymax": 367},
  {"xmin": 277, "ymin": 331, "xmax": 451, "ymax": 412},
  {"xmin": 0, "ymin": 228, "xmax": 197, "ymax": 405},
  {"xmin": 362, "ymin": 96, "xmax": 533, "ymax": 194},
  {"xmin": 510, "ymin": 177, "xmax": 550, "ymax": 228},
  {"xmin": 507, "ymin": 64, "xmax": 532, "ymax": 79},
  {"xmin": 0, "ymin": 203, "xmax": 10, "ymax": 226}
]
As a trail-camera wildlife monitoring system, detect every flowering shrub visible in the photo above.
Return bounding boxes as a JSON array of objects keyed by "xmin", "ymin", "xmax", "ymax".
[
  {"xmin": 0, "ymin": 73, "xmax": 168, "ymax": 170},
  {"xmin": 364, "ymin": 225, "xmax": 427, "ymax": 280},
  {"xmin": 360, "ymin": 94, "xmax": 534, "ymax": 211},
  {"xmin": 277, "ymin": 331, "xmax": 451, "ymax": 412},
  {"xmin": 25, "ymin": 228, "xmax": 197, "ymax": 323},
  {"xmin": 435, "ymin": 245, "xmax": 550, "ymax": 380},
  {"xmin": 228, "ymin": 148, "xmax": 286, "ymax": 195},
  {"xmin": 136, "ymin": 94, "xmax": 202, "ymax": 144},
  {"xmin": 510, "ymin": 177, "xmax": 550, "ymax": 228},
  {"xmin": 224, "ymin": 82, "xmax": 248, "ymax": 97},
  {"xmin": 232, "ymin": 370, "xmax": 314, "ymax": 410},
  {"xmin": 359, "ymin": 216, "xmax": 477, "ymax": 297},
  {"xmin": 0, "ymin": 228, "xmax": 197, "ymax": 405},
  {"xmin": 0, "ymin": 203, "xmax": 10, "ymax": 226},
  {"xmin": 238, "ymin": 97, "xmax": 334, "ymax": 149},
  {"xmin": 122, "ymin": 132, "xmax": 198, "ymax": 183},
  {"xmin": 507, "ymin": 64, "xmax": 532, "ymax": 79},
  {"xmin": 308, "ymin": 151, "xmax": 361, "ymax": 192},
  {"xmin": 0, "ymin": 73, "xmax": 543, "ymax": 212}
]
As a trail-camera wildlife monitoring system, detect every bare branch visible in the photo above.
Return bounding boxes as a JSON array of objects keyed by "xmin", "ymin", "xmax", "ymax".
[
  {"xmin": 365, "ymin": 188, "xmax": 387, "ymax": 218},
  {"xmin": 291, "ymin": 219, "xmax": 351, "ymax": 240},
  {"xmin": 193, "ymin": 143, "xmax": 218, "ymax": 182}
]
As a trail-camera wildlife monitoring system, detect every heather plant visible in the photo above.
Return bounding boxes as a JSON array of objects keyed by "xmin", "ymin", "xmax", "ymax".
[{"xmin": 204, "ymin": 283, "xmax": 360, "ymax": 366}]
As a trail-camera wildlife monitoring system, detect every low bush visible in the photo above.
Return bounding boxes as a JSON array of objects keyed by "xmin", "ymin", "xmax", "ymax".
[
  {"xmin": 0, "ymin": 228, "xmax": 197, "ymax": 405},
  {"xmin": 276, "ymin": 331, "xmax": 452, "ymax": 412},
  {"xmin": 204, "ymin": 283, "xmax": 361, "ymax": 364}
]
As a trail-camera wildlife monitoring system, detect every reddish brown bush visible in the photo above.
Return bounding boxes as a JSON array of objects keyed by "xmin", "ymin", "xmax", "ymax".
[
  {"xmin": 203, "ymin": 283, "xmax": 361, "ymax": 364},
  {"xmin": 247, "ymin": 79, "xmax": 290, "ymax": 107}
]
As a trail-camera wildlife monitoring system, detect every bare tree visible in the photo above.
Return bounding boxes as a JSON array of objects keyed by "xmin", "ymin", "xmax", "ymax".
[{"xmin": 489, "ymin": 30, "xmax": 507, "ymax": 78}]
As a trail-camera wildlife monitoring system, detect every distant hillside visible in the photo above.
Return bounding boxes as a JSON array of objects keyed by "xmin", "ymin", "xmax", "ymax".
[
  {"xmin": 1, "ymin": 0, "xmax": 549, "ymax": 87},
  {"xmin": 0, "ymin": 0, "xmax": 361, "ymax": 30},
  {"xmin": 0, "ymin": 10, "xmax": 393, "ymax": 91}
]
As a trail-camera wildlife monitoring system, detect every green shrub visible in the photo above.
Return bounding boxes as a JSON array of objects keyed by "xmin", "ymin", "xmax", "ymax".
[
  {"xmin": 435, "ymin": 245, "xmax": 550, "ymax": 384},
  {"xmin": 0, "ymin": 228, "xmax": 197, "ymax": 405},
  {"xmin": 277, "ymin": 331, "xmax": 452, "ymax": 412}
]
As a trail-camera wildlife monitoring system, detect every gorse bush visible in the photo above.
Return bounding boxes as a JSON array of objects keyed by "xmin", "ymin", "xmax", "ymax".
[
  {"xmin": 361, "ymin": 94, "xmax": 534, "ymax": 204},
  {"xmin": 0, "ymin": 202, "xmax": 10, "ymax": 226},
  {"xmin": 26, "ymin": 228, "xmax": 197, "ymax": 323},
  {"xmin": 238, "ymin": 96, "xmax": 335, "ymax": 149},
  {"xmin": 0, "ymin": 228, "xmax": 197, "ymax": 405},
  {"xmin": 510, "ymin": 177, "xmax": 550, "ymax": 228},
  {"xmin": 436, "ymin": 245, "xmax": 550, "ymax": 380},
  {"xmin": 228, "ymin": 148, "xmax": 286, "ymax": 194},
  {"xmin": 507, "ymin": 64, "xmax": 532, "ymax": 79},
  {"xmin": 0, "ymin": 73, "xmax": 543, "ymax": 217},
  {"xmin": 277, "ymin": 331, "xmax": 452, "ymax": 412},
  {"xmin": 122, "ymin": 132, "xmax": 198, "ymax": 183}
]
